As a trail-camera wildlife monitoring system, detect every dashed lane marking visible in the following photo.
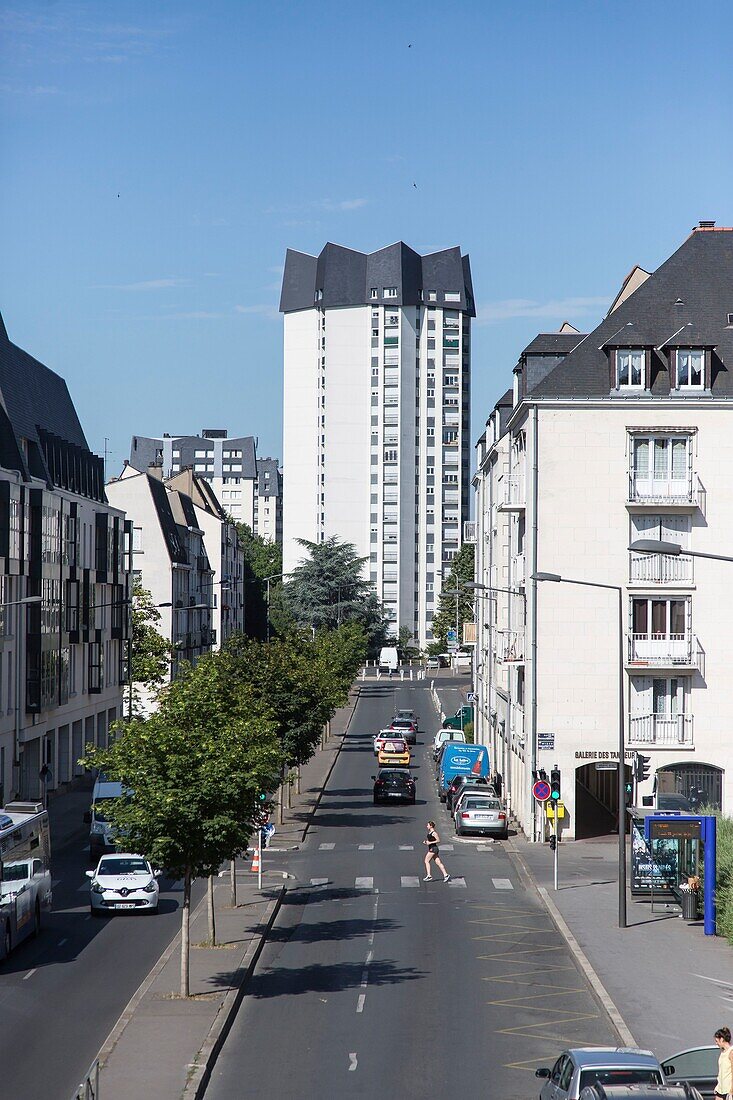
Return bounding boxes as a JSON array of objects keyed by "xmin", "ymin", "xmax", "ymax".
[
  {"xmin": 349, "ymin": 1053, "xmax": 358, "ymax": 1071},
  {"xmin": 356, "ymin": 994, "xmax": 365, "ymax": 1013},
  {"xmin": 398, "ymin": 845, "xmax": 414, "ymax": 850},
  {"xmin": 23, "ymin": 969, "xmax": 36, "ymax": 980},
  {"xmin": 358, "ymin": 844, "xmax": 374, "ymax": 850}
]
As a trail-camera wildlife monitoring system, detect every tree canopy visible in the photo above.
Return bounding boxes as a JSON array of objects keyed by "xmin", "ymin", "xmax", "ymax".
[
  {"xmin": 128, "ymin": 582, "xmax": 173, "ymax": 716},
  {"xmin": 234, "ymin": 522, "xmax": 287, "ymax": 640},
  {"xmin": 430, "ymin": 543, "xmax": 476, "ymax": 650}
]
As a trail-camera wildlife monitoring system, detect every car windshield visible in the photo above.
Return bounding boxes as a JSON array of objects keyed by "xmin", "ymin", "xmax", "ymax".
[
  {"xmin": 391, "ymin": 720, "xmax": 412, "ymax": 728},
  {"xmin": 381, "ymin": 771, "xmax": 408, "ymax": 783},
  {"xmin": 2, "ymin": 861, "xmax": 30, "ymax": 882},
  {"xmin": 579, "ymin": 1070, "xmax": 662, "ymax": 1090},
  {"xmin": 98, "ymin": 858, "xmax": 149, "ymax": 876},
  {"xmin": 463, "ymin": 798, "xmax": 500, "ymax": 810}
]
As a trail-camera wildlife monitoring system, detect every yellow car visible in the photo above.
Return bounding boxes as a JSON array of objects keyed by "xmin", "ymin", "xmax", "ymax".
[{"xmin": 378, "ymin": 738, "xmax": 411, "ymax": 767}]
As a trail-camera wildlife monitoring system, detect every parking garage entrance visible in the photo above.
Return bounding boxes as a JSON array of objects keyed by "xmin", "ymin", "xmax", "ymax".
[{"xmin": 575, "ymin": 761, "xmax": 633, "ymax": 839}]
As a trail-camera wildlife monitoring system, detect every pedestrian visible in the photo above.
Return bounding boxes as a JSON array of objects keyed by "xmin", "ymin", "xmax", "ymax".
[
  {"xmin": 713, "ymin": 1027, "xmax": 732, "ymax": 1100},
  {"xmin": 423, "ymin": 820, "xmax": 450, "ymax": 883}
]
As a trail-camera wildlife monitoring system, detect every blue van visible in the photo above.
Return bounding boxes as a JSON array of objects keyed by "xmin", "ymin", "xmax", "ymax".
[{"xmin": 438, "ymin": 743, "xmax": 490, "ymax": 801}]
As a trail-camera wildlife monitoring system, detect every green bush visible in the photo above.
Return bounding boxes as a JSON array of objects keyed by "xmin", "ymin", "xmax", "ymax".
[
  {"xmin": 714, "ymin": 811, "xmax": 733, "ymax": 944},
  {"xmin": 463, "ymin": 721, "xmax": 474, "ymax": 744}
]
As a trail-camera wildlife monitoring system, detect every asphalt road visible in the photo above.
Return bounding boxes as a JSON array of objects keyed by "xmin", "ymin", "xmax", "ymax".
[
  {"xmin": 207, "ymin": 681, "xmax": 618, "ymax": 1100},
  {"xmin": 0, "ymin": 786, "xmax": 203, "ymax": 1100}
]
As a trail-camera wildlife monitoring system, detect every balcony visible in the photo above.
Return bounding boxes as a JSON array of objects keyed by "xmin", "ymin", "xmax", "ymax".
[
  {"xmin": 511, "ymin": 703, "xmax": 525, "ymax": 749},
  {"xmin": 629, "ymin": 552, "xmax": 694, "ymax": 585},
  {"xmin": 496, "ymin": 628, "xmax": 524, "ymax": 664},
  {"xmin": 627, "ymin": 473, "xmax": 702, "ymax": 512},
  {"xmin": 627, "ymin": 633, "xmax": 704, "ymax": 674},
  {"xmin": 511, "ymin": 552, "xmax": 525, "ymax": 584},
  {"xmin": 497, "ymin": 474, "xmax": 525, "ymax": 511},
  {"xmin": 628, "ymin": 713, "xmax": 693, "ymax": 746}
]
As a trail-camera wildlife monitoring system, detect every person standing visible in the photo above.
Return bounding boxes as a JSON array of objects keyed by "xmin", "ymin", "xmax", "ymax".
[
  {"xmin": 713, "ymin": 1027, "xmax": 732, "ymax": 1099},
  {"xmin": 423, "ymin": 821, "xmax": 450, "ymax": 883}
]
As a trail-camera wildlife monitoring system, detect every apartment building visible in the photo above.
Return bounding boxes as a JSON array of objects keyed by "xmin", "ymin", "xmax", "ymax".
[
  {"xmin": 0, "ymin": 313, "xmax": 131, "ymax": 803},
  {"xmin": 107, "ymin": 465, "xmax": 214, "ymax": 680},
  {"xmin": 474, "ymin": 224, "xmax": 733, "ymax": 839},
  {"xmin": 280, "ymin": 242, "xmax": 474, "ymax": 647},
  {"xmin": 254, "ymin": 457, "xmax": 282, "ymax": 545}
]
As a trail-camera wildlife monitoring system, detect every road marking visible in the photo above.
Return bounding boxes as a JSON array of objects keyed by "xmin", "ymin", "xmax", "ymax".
[
  {"xmin": 477, "ymin": 844, "xmax": 494, "ymax": 851},
  {"xmin": 319, "ymin": 843, "xmax": 335, "ymax": 850},
  {"xmin": 310, "ymin": 878, "xmax": 328, "ymax": 886},
  {"xmin": 358, "ymin": 843, "xmax": 374, "ymax": 850},
  {"xmin": 401, "ymin": 876, "xmax": 420, "ymax": 887},
  {"xmin": 448, "ymin": 877, "xmax": 467, "ymax": 888},
  {"xmin": 398, "ymin": 845, "xmax": 414, "ymax": 850},
  {"xmin": 492, "ymin": 878, "xmax": 514, "ymax": 890},
  {"xmin": 349, "ymin": 1053, "xmax": 358, "ymax": 1071},
  {"xmin": 57, "ymin": 938, "xmax": 68, "ymax": 947},
  {"xmin": 355, "ymin": 877, "xmax": 373, "ymax": 890},
  {"xmin": 23, "ymin": 969, "xmax": 36, "ymax": 981},
  {"xmin": 356, "ymin": 994, "xmax": 366, "ymax": 1013},
  {"xmin": 368, "ymin": 894, "xmax": 378, "ymax": 945},
  {"xmin": 441, "ymin": 844, "xmax": 454, "ymax": 851},
  {"xmin": 360, "ymin": 968, "xmax": 369, "ymax": 988}
]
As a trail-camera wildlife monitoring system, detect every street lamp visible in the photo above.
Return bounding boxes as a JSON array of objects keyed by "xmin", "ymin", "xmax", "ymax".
[
  {"xmin": 629, "ymin": 538, "xmax": 733, "ymax": 564},
  {"xmin": 531, "ymin": 570, "xmax": 628, "ymax": 929}
]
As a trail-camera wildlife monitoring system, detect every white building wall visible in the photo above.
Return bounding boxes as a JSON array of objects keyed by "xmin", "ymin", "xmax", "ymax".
[{"xmin": 283, "ymin": 310, "xmax": 320, "ymax": 574}]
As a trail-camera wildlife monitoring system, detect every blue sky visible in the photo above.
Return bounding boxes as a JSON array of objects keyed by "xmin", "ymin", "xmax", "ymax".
[{"xmin": 2, "ymin": 0, "xmax": 732, "ymax": 474}]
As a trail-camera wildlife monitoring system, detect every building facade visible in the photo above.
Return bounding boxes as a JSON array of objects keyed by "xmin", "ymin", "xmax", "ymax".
[
  {"xmin": 280, "ymin": 242, "xmax": 474, "ymax": 647},
  {"xmin": 474, "ymin": 224, "xmax": 733, "ymax": 839},
  {"xmin": 0, "ymin": 313, "xmax": 131, "ymax": 804},
  {"xmin": 254, "ymin": 457, "xmax": 282, "ymax": 545}
]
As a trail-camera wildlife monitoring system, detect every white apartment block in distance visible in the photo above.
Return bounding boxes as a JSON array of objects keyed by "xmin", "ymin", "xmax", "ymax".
[
  {"xmin": 473, "ymin": 223, "xmax": 733, "ymax": 841},
  {"xmin": 280, "ymin": 242, "xmax": 474, "ymax": 647}
]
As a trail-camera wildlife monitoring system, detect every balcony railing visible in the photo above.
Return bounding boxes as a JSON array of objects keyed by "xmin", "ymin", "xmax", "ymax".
[
  {"xmin": 628, "ymin": 713, "xmax": 693, "ymax": 746},
  {"xmin": 511, "ymin": 553, "xmax": 525, "ymax": 584},
  {"xmin": 497, "ymin": 628, "xmax": 524, "ymax": 663},
  {"xmin": 628, "ymin": 474, "xmax": 700, "ymax": 507},
  {"xmin": 627, "ymin": 633, "xmax": 703, "ymax": 672},
  {"xmin": 498, "ymin": 474, "xmax": 525, "ymax": 509},
  {"xmin": 629, "ymin": 553, "xmax": 694, "ymax": 584}
]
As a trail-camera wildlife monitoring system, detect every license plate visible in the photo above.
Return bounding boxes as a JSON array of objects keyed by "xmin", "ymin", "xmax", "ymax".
[
  {"xmin": 475, "ymin": 815, "xmax": 494, "ymax": 820},
  {"xmin": 387, "ymin": 792, "xmax": 403, "ymax": 797},
  {"xmin": 115, "ymin": 902, "xmax": 137, "ymax": 909}
]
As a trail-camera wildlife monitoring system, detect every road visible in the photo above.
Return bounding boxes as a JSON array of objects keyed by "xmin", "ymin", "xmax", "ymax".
[
  {"xmin": 0, "ymin": 786, "xmax": 203, "ymax": 1100},
  {"xmin": 207, "ymin": 681, "xmax": 618, "ymax": 1099}
]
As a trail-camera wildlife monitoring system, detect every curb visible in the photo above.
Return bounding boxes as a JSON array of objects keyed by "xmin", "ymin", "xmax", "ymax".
[
  {"xmin": 299, "ymin": 685, "xmax": 361, "ymax": 843},
  {"xmin": 506, "ymin": 843, "xmax": 636, "ymax": 1048},
  {"xmin": 183, "ymin": 885, "xmax": 286, "ymax": 1099}
]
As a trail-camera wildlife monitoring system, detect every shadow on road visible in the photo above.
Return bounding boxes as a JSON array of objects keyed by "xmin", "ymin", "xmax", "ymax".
[
  {"xmin": 241, "ymin": 957, "xmax": 425, "ymax": 999},
  {"xmin": 267, "ymin": 916, "xmax": 400, "ymax": 945}
]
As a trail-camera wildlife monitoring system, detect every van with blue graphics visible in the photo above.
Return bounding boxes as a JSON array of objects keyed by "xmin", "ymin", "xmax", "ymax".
[{"xmin": 438, "ymin": 743, "xmax": 490, "ymax": 801}]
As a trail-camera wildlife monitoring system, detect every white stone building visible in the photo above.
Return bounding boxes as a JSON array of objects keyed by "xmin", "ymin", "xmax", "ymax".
[
  {"xmin": 474, "ymin": 224, "xmax": 733, "ymax": 840},
  {"xmin": 280, "ymin": 242, "xmax": 474, "ymax": 648}
]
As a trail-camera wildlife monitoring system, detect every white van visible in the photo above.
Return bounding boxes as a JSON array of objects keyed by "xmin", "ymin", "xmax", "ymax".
[
  {"xmin": 378, "ymin": 647, "xmax": 399, "ymax": 673},
  {"xmin": 85, "ymin": 779, "xmax": 129, "ymax": 862}
]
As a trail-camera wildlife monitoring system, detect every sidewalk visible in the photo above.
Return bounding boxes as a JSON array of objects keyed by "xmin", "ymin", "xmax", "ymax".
[
  {"xmin": 510, "ymin": 834, "xmax": 733, "ymax": 1056},
  {"xmin": 90, "ymin": 684, "xmax": 361, "ymax": 1099},
  {"xmin": 433, "ymin": 672, "xmax": 472, "ymax": 725}
]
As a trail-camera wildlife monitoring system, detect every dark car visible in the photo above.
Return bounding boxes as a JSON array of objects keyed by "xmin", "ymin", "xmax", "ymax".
[
  {"xmin": 372, "ymin": 769, "xmax": 416, "ymax": 805},
  {"xmin": 388, "ymin": 717, "xmax": 418, "ymax": 745},
  {"xmin": 657, "ymin": 794, "xmax": 694, "ymax": 813},
  {"xmin": 446, "ymin": 774, "xmax": 495, "ymax": 813}
]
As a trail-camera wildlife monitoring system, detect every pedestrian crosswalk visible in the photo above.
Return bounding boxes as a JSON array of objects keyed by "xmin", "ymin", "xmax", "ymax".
[
  {"xmin": 307, "ymin": 874, "xmax": 512, "ymax": 892},
  {"xmin": 313, "ymin": 841, "xmax": 468, "ymax": 852}
]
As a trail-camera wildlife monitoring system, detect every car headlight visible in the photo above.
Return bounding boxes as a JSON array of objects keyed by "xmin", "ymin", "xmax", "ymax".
[
  {"xmin": 142, "ymin": 880, "xmax": 157, "ymax": 894},
  {"xmin": 91, "ymin": 881, "xmax": 105, "ymax": 894}
]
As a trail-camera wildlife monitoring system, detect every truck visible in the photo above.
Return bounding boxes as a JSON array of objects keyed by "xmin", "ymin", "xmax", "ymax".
[
  {"xmin": 437, "ymin": 743, "xmax": 490, "ymax": 801},
  {"xmin": 378, "ymin": 647, "xmax": 399, "ymax": 674},
  {"xmin": 0, "ymin": 801, "xmax": 53, "ymax": 960}
]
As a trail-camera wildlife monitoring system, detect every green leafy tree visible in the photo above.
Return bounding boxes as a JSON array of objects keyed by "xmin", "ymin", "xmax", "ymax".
[
  {"xmin": 83, "ymin": 653, "xmax": 281, "ymax": 996},
  {"xmin": 234, "ymin": 522, "xmax": 287, "ymax": 640},
  {"xmin": 313, "ymin": 623, "xmax": 368, "ymax": 713},
  {"xmin": 431, "ymin": 543, "xmax": 476, "ymax": 650},
  {"xmin": 128, "ymin": 583, "xmax": 173, "ymax": 717},
  {"xmin": 285, "ymin": 536, "xmax": 388, "ymax": 653}
]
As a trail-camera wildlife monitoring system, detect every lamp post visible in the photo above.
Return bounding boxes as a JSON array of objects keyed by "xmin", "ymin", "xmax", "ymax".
[
  {"xmin": 629, "ymin": 538, "xmax": 733, "ymax": 564},
  {"xmin": 532, "ymin": 571, "xmax": 628, "ymax": 929}
]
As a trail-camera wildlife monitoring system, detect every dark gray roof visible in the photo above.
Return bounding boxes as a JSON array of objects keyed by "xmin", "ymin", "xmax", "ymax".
[
  {"xmin": 129, "ymin": 433, "xmax": 257, "ymax": 478},
  {"xmin": 256, "ymin": 457, "xmax": 281, "ymax": 498},
  {"xmin": 280, "ymin": 242, "xmax": 475, "ymax": 315},
  {"xmin": 146, "ymin": 475, "xmax": 188, "ymax": 564},
  {"xmin": 522, "ymin": 333, "xmax": 586, "ymax": 355},
  {"xmin": 495, "ymin": 387, "xmax": 514, "ymax": 409},
  {"xmin": 532, "ymin": 228, "xmax": 733, "ymax": 398}
]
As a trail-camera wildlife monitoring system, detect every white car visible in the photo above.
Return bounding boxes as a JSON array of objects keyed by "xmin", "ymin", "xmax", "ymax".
[
  {"xmin": 87, "ymin": 853, "xmax": 160, "ymax": 916},
  {"xmin": 373, "ymin": 729, "xmax": 397, "ymax": 755}
]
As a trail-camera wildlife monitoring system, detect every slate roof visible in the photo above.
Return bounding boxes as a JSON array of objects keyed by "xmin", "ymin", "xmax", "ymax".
[
  {"xmin": 531, "ymin": 228, "xmax": 733, "ymax": 398},
  {"xmin": 522, "ymin": 333, "xmax": 586, "ymax": 356},
  {"xmin": 280, "ymin": 242, "xmax": 475, "ymax": 315}
]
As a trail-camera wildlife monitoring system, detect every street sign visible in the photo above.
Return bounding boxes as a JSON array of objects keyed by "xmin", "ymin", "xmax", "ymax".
[
  {"xmin": 447, "ymin": 628, "xmax": 457, "ymax": 642},
  {"xmin": 532, "ymin": 779, "xmax": 551, "ymax": 803},
  {"xmin": 537, "ymin": 733, "xmax": 555, "ymax": 751},
  {"xmin": 546, "ymin": 801, "xmax": 566, "ymax": 820},
  {"xmin": 649, "ymin": 818, "xmax": 702, "ymax": 841},
  {"xmin": 466, "ymin": 692, "xmax": 477, "ymax": 703},
  {"xmin": 595, "ymin": 761, "xmax": 618, "ymax": 771}
]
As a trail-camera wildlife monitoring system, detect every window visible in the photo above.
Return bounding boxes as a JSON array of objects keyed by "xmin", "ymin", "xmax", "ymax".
[
  {"xmin": 88, "ymin": 643, "xmax": 104, "ymax": 694},
  {"xmin": 427, "ymin": 292, "xmax": 437, "ymax": 302},
  {"xmin": 632, "ymin": 597, "xmax": 686, "ymax": 638},
  {"xmin": 616, "ymin": 348, "xmax": 645, "ymax": 388},
  {"xmin": 132, "ymin": 526, "xmax": 143, "ymax": 552},
  {"xmin": 633, "ymin": 436, "xmax": 688, "ymax": 486},
  {"xmin": 370, "ymin": 288, "xmax": 378, "ymax": 299},
  {"xmin": 676, "ymin": 349, "xmax": 704, "ymax": 389},
  {"xmin": 383, "ymin": 287, "xmax": 397, "ymax": 298},
  {"xmin": 194, "ymin": 449, "xmax": 209, "ymax": 458},
  {"xmin": 445, "ymin": 292, "xmax": 461, "ymax": 303}
]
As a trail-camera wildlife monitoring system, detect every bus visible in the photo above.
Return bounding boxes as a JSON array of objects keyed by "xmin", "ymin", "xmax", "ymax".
[{"xmin": 0, "ymin": 801, "xmax": 53, "ymax": 960}]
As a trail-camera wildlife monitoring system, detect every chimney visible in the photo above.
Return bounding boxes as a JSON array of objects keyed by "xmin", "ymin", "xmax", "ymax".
[
  {"xmin": 697, "ymin": 220, "xmax": 716, "ymax": 229},
  {"xmin": 148, "ymin": 462, "xmax": 164, "ymax": 481}
]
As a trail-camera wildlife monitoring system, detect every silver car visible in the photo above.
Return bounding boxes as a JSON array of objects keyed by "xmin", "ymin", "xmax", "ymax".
[
  {"xmin": 536, "ymin": 1048, "xmax": 664, "ymax": 1100},
  {"xmin": 453, "ymin": 794, "xmax": 507, "ymax": 838}
]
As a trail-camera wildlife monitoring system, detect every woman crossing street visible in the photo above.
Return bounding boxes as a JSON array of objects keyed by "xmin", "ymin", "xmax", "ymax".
[{"xmin": 423, "ymin": 820, "xmax": 451, "ymax": 882}]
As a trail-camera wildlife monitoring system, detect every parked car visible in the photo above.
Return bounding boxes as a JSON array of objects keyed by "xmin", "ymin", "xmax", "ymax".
[
  {"xmin": 87, "ymin": 853, "xmax": 160, "ymax": 916},
  {"xmin": 454, "ymin": 795, "xmax": 508, "ymax": 838},
  {"xmin": 425, "ymin": 656, "xmax": 440, "ymax": 670},
  {"xmin": 446, "ymin": 774, "xmax": 496, "ymax": 814},
  {"xmin": 580, "ymin": 1085, "xmax": 703, "ymax": 1100},
  {"xmin": 432, "ymin": 728, "xmax": 467, "ymax": 760},
  {"xmin": 536, "ymin": 1048, "xmax": 664, "ymax": 1100},
  {"xmin": 388, "ymin": 717, "xmax": 418, "ymax": 745},
  {"xmin": 437, "ymin": 743, "xmax": 490, "ymax": 801},
  {"xmin": 372, "ymin": 769, "xmax": 416, "ymax": 805},
  {"xmin": 660, "ymin": 1046, "xmax": 718, "ymax": 1099},
  {"xmin": 378, "ymin": 738, "xmax": 411, "ymax": 767}
]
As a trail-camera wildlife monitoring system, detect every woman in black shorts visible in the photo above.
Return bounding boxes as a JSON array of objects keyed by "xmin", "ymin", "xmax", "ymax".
[{"xmin": 423, "ymin": 820, "xmax": 451, "ymax": 882}]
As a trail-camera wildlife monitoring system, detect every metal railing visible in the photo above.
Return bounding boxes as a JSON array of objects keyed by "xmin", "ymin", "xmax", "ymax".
[
  {"xmin": 72, "ymin": 1061, "xmax": 100, "ymax": 1100},
  {"xmin": 628, "ymin": 713, "xmax": 693, "ymax": 745},
  {"xmin": 629, "ymin": 552, "xmax": 694, "ymax": 584},
  {"xmin": 628, "ymin": 633, "xmax": 703, "ymax": 670},
  {"xmin": 496, "ymin": 628, "xmax": 524, "ymax": 663},
  {"xmin": 500, "ymin": 474, "xmax": 525, "ymax": 509},
  {"xmin": 628, "ymin": 474, "xmax": 700, "ymax": 506}
]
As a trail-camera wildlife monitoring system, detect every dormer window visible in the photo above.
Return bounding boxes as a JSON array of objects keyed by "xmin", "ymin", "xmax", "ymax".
[
  {"xmin": 675, "ymin": 349, "xmax": 704, "ymax": 389},
  {"xmin": 616, "ymin": 348, "xmax": 645, "ymax": 389}
]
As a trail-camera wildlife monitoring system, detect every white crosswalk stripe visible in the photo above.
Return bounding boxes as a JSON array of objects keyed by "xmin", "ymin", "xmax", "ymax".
[
  {"xmin": 448, "ymin": 877, "xmax": 467, "ymax": 888},
  {"xmin": 440, "ymin": 845, "xmax": 454, "ymax": 852},
  {"xmin": 477, "ymin": 844, "xmax": 494, "ymax": 851},
  {"xmin": 358, "ymin": 844, "xmax": 374, "ymax": 850},
  {"xmin": 319, "ymin": 843, "xmax": 335, "ymax": 850},
  {"xmin": 491, "ymin": 877, "xmax": 513, "ymax": 890},
  {"xmin": 398, "ymin": 845, "xmax": 414, "ymax": 851},
  {"xmin": 401, "ymin": 876, "xmax": 420, "ymax": 888},
  {"xmin": 355, "ymin": 877, "xmax": 373, "ymax": 890}
]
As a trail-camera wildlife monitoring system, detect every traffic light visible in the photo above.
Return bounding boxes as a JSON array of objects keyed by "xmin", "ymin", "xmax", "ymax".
[
  {"xmin": 257, "ymin": 791, "xmax": 268, "ymax": 803},
  {"xmin": 550, "ymin": 767, "xmax": 561, "ymax": 801},
  {"xmin": 634, "ymin": 754, "xmax": 651, "ymax": 783},
  {"xmin": 548, "ymin": 834, "xmax": 557, "ymax": 851},
  {"xmin": 624, "ymin": 779, "xmax": 633, "ymax": 806}
]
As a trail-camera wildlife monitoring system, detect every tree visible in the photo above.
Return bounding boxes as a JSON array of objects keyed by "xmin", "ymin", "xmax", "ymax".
[
  {"xmin": 128, "ymin": 582, "xmax": 173, "ymax": 717},
  {"xmin": 234, "ymin": 522, "xmax": 286, "ymax": 640},
  {"xmin": 431, "ymin": 544, "xmax": 476, "ymax": 650},
  {"xmin": 285, "ymin": 536, "xmax": 388, "ymax": 653},
  {"xmin": 82, "ymin": 653, "xmax": 281, "ymax": 996}
]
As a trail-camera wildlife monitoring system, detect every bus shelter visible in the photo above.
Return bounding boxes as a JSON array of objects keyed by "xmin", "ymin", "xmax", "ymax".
[{"xmin": 641, "ymin": 813, "xmax": 717, "ymax": 936}]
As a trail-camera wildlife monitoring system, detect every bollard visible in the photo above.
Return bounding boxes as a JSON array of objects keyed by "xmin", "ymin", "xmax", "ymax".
[
  {"xmin": 410, "ymin": 669, "xmax": 413, "ymax": 681},
  {"xmin": 400, "ymin": 669, "xmax": 404, "ymax": 681}
]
